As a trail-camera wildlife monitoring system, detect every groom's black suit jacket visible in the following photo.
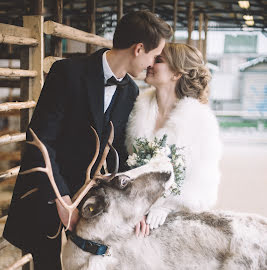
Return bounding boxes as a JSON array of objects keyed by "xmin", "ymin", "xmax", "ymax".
[{"xmin": 3, "ymin": 48, "xmax": 139, "ymax": 250}]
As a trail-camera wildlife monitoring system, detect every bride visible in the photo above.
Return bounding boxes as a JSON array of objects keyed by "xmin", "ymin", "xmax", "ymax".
[{"xmin": 125, "ymin": 43, "xmax": 222, "ymax": 235}]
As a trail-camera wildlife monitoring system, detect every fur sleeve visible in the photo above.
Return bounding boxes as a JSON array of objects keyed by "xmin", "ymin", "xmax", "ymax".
[{"xmin": 151, "ymin": 98, "xmax": 222, "ymax": 212}]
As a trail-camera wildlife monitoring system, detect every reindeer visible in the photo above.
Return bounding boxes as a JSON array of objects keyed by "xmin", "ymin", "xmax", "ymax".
[{"xmin": 22, "ymin": 124, "xmax": 267, "ymax": 270}]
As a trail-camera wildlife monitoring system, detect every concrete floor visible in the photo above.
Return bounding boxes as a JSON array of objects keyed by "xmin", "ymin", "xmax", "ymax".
[{"xmin": 215, "ymin": 142, "xmax": 267, "ymax": 217}]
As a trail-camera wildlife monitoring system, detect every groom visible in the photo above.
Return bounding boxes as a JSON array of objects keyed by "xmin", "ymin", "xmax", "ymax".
[{"xmin": 4, "ymin": 10, "xmax": 172, "ymax": 270}]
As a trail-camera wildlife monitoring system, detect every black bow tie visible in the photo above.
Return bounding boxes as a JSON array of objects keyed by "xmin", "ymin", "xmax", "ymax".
[{"xmin": 105, "ymin": 76, "xmax": 129, "ymax": 87}]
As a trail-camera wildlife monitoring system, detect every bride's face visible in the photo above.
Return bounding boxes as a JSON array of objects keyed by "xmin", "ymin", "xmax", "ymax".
[{"xmin": 145, "ymin": 54, "xmax": 175, "ymax": 87}]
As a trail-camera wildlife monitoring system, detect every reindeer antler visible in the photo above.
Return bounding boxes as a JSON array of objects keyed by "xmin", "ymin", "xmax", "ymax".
[{"xmin": 20, "ymin": 122, "xmax": 118, "ymax": 231}]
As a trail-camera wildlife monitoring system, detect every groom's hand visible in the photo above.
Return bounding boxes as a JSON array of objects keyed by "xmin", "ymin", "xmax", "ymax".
[{"xmin": 135, "ymin": 216, "xmax": 150, "ymax": 237}]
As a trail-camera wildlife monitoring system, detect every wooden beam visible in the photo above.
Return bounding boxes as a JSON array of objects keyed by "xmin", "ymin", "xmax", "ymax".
[
  {"xmin": 151, "ymin": 0, "xmax": 156, "ymax": 13},
  {"xmin": 198, "ymin": 12, "xmax": 203, "ymax": 52},
  {"xmin": 187, "ymin": 1, "xmax": 194, "ymax": 45},
  {"xmin": 0, "ymin": 201, "xmax": 10, "ymax": 219},
  {"xmin": 51, "ymin": 0, "xmax": 63, "ymax": 57},
  {"xmin": 0, "ymin": 78, "xmax": 20, "ymax": 88},
  {"xmin": 0, "ymin": 68, "xmax": 37, "ymax": 77},
  {"xmin": 30, "ymin": 0, "xmax": 43, "ymax": 15},
  {"xmin": 86, "ymin": 0, "xmax": 96, "ymax": 55},
  {"xmin": 173, "ymin": 0, "xmax": 178, "ymax": 41},
  {"xmin": 0, "ymin": 34, "xmax": 38, "ymax": 46},
  {"xmin": 0, "ymin": 237, "xmax": 9, "ymax": 251},
  {"xmin": 203, "ymin": 15, "xmax": 208, "ymax": 63},
  {"xmin": 0, "ymin": 151, "xmax": 21, "ymax": 161},
  {"xmin": 0, "ymin": 101, "xmax": 36, "ymax": 112},
  {"xmin": 44, "ymin": 21, "xmax": 112, "ymax": 48},
  {"xmin": 0, "ymin": 132, "xmax": 26, "ymax": 146},
  {"xmin": 6, "ymin": 253, "xmax": 33, "ymax": 270},
  {"xmin": 43, "ymin": 56, "xmax": 63, "ymax": 74},
  {"xmin": 0, "ymin": 166, "xmax": 20, "ymax": 183},
  {"xmin": 117, "ymin": 0, "xmax": 123, "ymax": 23},
  {"xmin": 0, "ymin": 23, "xmax": 32, "ymax": 38},
  {"xmin": 23, "ymin": 16, "xmax": 44, "ymax": 102}
]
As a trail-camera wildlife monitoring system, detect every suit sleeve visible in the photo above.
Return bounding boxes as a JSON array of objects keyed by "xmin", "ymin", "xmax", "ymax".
[{"xmin": 25, "ymin": 60, "xmax": 71, "ymax": 202}]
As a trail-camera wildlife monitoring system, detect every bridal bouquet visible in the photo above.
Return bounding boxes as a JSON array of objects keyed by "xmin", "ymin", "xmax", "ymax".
[{"xmin": 126, "ymin": 134, "xmax": 186, "ymax": 195}]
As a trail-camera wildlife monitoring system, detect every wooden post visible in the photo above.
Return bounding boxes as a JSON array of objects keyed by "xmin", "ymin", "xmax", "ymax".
[
  {"xmin": 117, "ymin": 0, "xmax": 123, "ymax": 23},
  {"xmin": 30, "ymin": 0, "xmax": 43, "ymax": 15},
  {"xmin": 51, "ymin": 0, "xmax": 63, "ymax": 57},
  {"xmin": 21, "ymin": 16, "xmax": 43, "ymax": 133},
  {"xmin": 198, "ymin": 13, "xmax": 203, "ymax": 52},
  {"xmin": 86, "ymin": 0, "xmax": 96, "ymax": 55},
  {"xmin": 151, "ymin": 0, "xmax": 156, "ymax": 13},
  {"xmin": 203, "ymin": 15, "xmax": 208, "ymax": 63},
  {"xmin": 173, "ymin": 0, "xmax": 178, "ymax": 41},
  {"xmin": 187, "ymin": 1, "xmax": 194, "ymax": 45}
]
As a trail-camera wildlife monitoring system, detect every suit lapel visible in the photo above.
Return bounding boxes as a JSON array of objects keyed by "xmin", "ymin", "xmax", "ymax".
[
  {"xmin": 110, "ymin": 80, "xmax": 134, "ymax": 127},
  {"xmin": 86, "ymin": 49, "xmax": 108, "ymax": 137}
]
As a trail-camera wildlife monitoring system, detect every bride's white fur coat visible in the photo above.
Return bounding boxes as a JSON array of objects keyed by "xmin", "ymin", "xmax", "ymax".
[{"xmin": 125, "ymin": 89, "xmax": 222, "ymax": 212}]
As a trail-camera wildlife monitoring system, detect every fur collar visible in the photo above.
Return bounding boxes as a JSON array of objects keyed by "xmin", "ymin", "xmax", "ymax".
[{"xmin": 125, "ymin": 88, "xmax": 219, "ymax": 154}]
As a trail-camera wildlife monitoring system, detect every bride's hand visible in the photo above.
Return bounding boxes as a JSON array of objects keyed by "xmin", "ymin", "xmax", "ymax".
[{"xmin": 135, "ymin": 216, "xmax": 150, "ymax": 237}]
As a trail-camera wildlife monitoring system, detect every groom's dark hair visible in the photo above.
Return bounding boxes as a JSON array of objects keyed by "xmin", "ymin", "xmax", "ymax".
[{"xmin": 113, "ymin": 10, "xmax": 172, "ymax": 53}]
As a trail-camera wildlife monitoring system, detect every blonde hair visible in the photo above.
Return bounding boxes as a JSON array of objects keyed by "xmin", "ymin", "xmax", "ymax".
[{"xmin": 162, "ymin": 43, "xmax": 211, "ymax": 104}]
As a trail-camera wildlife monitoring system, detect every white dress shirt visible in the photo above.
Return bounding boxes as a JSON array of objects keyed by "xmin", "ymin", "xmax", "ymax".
[{"xmin": 102, "ymin": 50, "xmax": 123, "ymax": 113}]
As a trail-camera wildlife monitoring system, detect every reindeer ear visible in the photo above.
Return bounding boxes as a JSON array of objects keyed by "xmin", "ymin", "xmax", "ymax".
[
  {"xmin": 81, "ymin": 188, "xmax": 109, "ymax": 219},
  {"xmin": 110, "ymin": 175, "xmax": 131, "ymax": 190}
]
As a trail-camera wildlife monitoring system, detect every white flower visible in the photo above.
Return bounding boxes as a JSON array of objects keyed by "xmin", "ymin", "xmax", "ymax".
[
  {"xmin": 171, "ymin": 182, "xmax": 178, "ymax": 190},
  {"xmin": 148, "ymin": 141, "xmax": 156, "ymax": 148},
  {"xmin": 175, "ymin": 157, "xmax": 185, "ymax": 167},
  {"xmin": 160, "ymin": 146, "xmax": 171, "ymax": 156},
  {"xmin": 126, "ymin": 153, "xmax": 138, "ymax": 167},
  {"xmin": 152, "ymin": 152, "xmax": 171, "ymax": 163}
]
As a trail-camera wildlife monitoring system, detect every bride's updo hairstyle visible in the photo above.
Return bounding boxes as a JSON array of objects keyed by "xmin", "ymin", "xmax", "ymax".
[{"xmin": 162, "ymin": 43, "xmax": 211, "ymax": 103}]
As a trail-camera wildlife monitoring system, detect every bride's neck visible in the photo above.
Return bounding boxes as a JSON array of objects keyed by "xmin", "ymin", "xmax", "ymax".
[
  {"xmin": 156, "ymin": 87, "xmax": 177, "ymax": 117},
  {"xmin": 154, "ymin": 87, "xmax": 178, "ymax": 132}
]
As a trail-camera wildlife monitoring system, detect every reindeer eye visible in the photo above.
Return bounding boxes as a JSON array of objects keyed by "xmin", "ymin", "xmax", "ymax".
[{"xmin": 89, "ymin": 207, "xmax": 94, "ymax": 212}]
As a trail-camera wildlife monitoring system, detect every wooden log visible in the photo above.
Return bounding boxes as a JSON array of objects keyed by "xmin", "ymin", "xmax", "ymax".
[
  {"xmin": 151, "ymin": 0, "xmax": 156, "ymax": 13},
  {"xmin": 0, "ymin": 166, "xmax": 20, "ymax": 183},
  {"xmin": 117, "ymin": 0, "xmax": 123, "ymax": 22},
  {"xmin": 0, "ymin": 101, "xmax": 36, "ymax": 112},
  {"xmin": 0, "ymin": 78, "xmax": 20, "ymax": 88},
  {"xmin": 23, "ymin": 16, "xmax": 44, "ymax": 102},
  {"xmin": 0, "ymin": 34, "xmax": 38, "ymax": 46},
  {"xmin": 51, "ymin": 0, "xmax": 63, "ymax": 57},
  {"xmin": 20, "ymin": 47, "xmax": 32, "ymax": 135},
  {"xmin": 187, "ymin": 1, "xmax": 194, "ymax": 45},
  {"xmin": 0, "ymin": 151, "xmax": 21, "ymax": 161},
  {"xmin": 203, "ymin": 15, "xmax": 208, "ymax": 63},
  {"xmin": 30, "ymin": 0, "xmax": 43, "ymax": 15},
  {"xmin": 0, "ymin": 68, "xmax": 37, "ymax": 77},
  {"xmin": 44, "ymin": 21, "xmax": 113, "ymax": 48},
  {"xmin": 0, "ymin": 200, "xmax": 10, "ymax": 219},
  {"xmin": 0, "ymin": 23, "xmax": 32, "ymax": 38},
  {"xmin": 0, "ymin": 237, "xmax": 9, "ymax": 251},
  {"xmin": 43, "ymin": 56, "xmax": 63, "ymax": 73},
  {"xmin": 198, "ymin": 13, "xmax": 203, "ymax": 52},
  {"xmin": 6, "ymin": 253, "xmax": 33, "ymax": 270},
  {"xmin": 173, "ymin": 0, "xmax": 178, "ymax": 41},
  {"xmin": 86, "ymin": 0, "xmax": 96, "ymax": 54},
  {"xmin": 0, "ymin": 132, "xmax": 26, "ymax": 146}
]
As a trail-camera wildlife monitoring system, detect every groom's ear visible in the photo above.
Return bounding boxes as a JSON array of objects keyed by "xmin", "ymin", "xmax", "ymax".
[{"xmin": 133, "ymin": 43, "xmax": 144, "ymax": 56}]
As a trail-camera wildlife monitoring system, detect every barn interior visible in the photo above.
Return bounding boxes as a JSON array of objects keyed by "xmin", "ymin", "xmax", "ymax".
[{"xmin": 0, "ymin": 0, "xmax": 267, "ymax": 269}]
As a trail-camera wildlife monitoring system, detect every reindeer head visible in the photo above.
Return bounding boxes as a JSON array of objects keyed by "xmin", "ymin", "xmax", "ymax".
[{"xmin": 79, "ymin": 157, "xmax": 174, "ymax": 227}]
